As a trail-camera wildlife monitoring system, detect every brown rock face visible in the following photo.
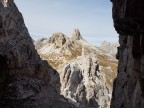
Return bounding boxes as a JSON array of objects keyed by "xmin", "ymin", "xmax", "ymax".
[
  {"xmin": 0, "ymin": 0, "xmax": 75, "ymax": 108},
  {"xmin": 111, "ymin": 0, "xmax": 144, "ymax": 108}
]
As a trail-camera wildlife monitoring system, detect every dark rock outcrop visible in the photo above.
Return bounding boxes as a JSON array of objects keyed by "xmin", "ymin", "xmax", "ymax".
[
  {"xmin": 111, "ymin": 0, "xmax": 144, "ymax": 35},
  {"xmin": 111, "ymin": 0, "xmax": 144, "ymax": 108},
  {"xmin": 0, "ymin": 0, "xmax": 75, "ymax": 108}
]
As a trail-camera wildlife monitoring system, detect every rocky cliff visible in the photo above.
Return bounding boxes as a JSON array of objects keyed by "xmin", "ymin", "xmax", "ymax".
[
  {"xmin": 111, "ymin": 0, "xmax": 144, "ymax": 108},
  {"xmin": 0, "ymin": 0, "xmax": 75, "ymax": 107},
  {"xmin": 35, "ymin": 30, "xmax": 118, "ymax": 108}
]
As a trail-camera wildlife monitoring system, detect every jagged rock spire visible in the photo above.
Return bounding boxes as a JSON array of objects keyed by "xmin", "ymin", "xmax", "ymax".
[{"xmin": 72, "ymin": 29, "xmax": 83, "ymax": 40}]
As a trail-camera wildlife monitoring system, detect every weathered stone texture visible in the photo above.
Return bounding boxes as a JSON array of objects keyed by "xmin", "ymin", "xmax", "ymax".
[
  {"xmin": 111, "ymin": 0, "xmax": 144, "ymax": 108},
  {"xmin": 0, "ymin": 0, "xmax": 75, "ymax": 107}
]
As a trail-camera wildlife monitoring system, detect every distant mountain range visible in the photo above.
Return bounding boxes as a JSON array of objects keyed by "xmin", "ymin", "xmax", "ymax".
[
  {"xmin": 99, "ymin": 41, "xmax": 119, "ymax": 57},
  {"xmin": 34, "ymin": 29, "xmax": 118, "ymax": 108}
]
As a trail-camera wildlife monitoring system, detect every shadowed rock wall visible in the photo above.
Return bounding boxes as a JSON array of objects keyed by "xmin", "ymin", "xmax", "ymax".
[
  {"xmin": 111, "ymin": 0, "xmax": 144, "ymax": 108},
  {"xmin": 0, "ymin": 0, "xmax": 75, "ymax": 107}
]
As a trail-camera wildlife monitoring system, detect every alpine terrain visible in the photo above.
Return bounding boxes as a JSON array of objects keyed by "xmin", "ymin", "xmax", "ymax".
[{"xmin": 35, "ymin": 29, "xmax": 118, "ymax": 108}]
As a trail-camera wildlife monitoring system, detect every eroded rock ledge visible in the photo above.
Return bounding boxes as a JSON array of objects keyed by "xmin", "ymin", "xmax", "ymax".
[
  {"xmin": 0, "ymin": 0, "xmax": 74, "ymax": 107},
  {"xmin": 111, "ymin": 0, "xmax": 144, "ymax": 108}
]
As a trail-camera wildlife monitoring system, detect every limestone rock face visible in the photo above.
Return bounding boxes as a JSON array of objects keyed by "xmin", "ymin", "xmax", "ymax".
[
  {"xmin": 61, "ymin": 63, "xmax": 87, "ymax": 107},
  {"xmin": 61, "ymin": 57, "xmax": 112, "ymax": 108},
  {"xmin": 0, "ymin": 0, "xmax": 75, "ymax": 108},
  {"xmin": 72, "ymin": 29, "xmax": 83, "ymax": 40},
  {"xmin": 48, "ymin": 32, "xmax": 67, "ymax": 47},
  {"xmin": 35, "ymin": 31, "xmax": 118, "ymax": 108},
  {"xmin": 111, "ymin": 0, "xmax": 144, "ymax": 108}
]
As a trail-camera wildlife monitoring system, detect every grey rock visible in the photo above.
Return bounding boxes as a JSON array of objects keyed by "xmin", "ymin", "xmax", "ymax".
[
  {"xmin": 0, "ymin": 0, "xmax": 75, "ymax": 108},
  {"xmin": 61, "ymin": 58, "xmax": 111, "ymax": 108},
  {"xmin": 72, "ymin": 29, "xmax": 83, "ymax": 40},
  {"xmin": 35, "ymin": 27, "xmax": 118, "ymax": 108},
  {"xmin": 100, "ymin": 41, "xmax": 119, "ymax": 57},
  {"xmin": 111, "ymin": 0, "xmax": 144, "ymax": 108}
]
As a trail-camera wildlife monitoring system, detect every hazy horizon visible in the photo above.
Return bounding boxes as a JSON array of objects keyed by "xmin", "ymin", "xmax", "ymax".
[{"xmin": 15, "ymin": 0, "xmax": 118, "ymax": 46}]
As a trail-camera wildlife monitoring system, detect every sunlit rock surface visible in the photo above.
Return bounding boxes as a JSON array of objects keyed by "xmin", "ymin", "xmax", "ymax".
[
  {"xmin": 100, "ymin": 41, "xmax": 119, "ymax": 57},
  {"xmin": 72, "ymin": 29, "xmax": 83, "ymax": 40},
  {"xmin": 35, "ymin": 30, "xmax": 118, "ymax": 108}
]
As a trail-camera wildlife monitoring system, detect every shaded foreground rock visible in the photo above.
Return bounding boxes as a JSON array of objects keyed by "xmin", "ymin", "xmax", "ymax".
[
  {"xmin": 0, "ymin": 0, "xmax": 75, "ymax": 108},
  {"xmin": 111, "ymin": 0, "xmax": 144, "ymax": 108},
  {"xmin": 112, "ymin": 0, "xmax": 144, "ymax": 35}
]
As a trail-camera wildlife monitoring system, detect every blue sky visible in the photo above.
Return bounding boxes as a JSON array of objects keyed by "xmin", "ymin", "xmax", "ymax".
[{"xmin": 15, "ymin": 0, "xmax": 118, "ymax": 46}]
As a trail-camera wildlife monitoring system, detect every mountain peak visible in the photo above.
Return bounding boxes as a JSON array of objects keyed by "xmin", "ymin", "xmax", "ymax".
[
  {"xmin": 53, "ymin": 32, "xmax": 65, "ymax": 36},
  {"xmin": 48, "ymin": 32, "xmax": 67, "ymax": 47},
  {"xmin": 72, "ymin": 29, "xmax": 83, "ymax": 40}
]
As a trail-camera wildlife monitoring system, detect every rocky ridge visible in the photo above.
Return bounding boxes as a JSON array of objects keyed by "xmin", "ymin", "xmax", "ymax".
[
  {"xmin": 35, "ymin": 30, "xmax": 118, "ymax": 108},
  {"xmin": 0, "ymin": 0, "xmax": 75, "ymax": 108}
]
